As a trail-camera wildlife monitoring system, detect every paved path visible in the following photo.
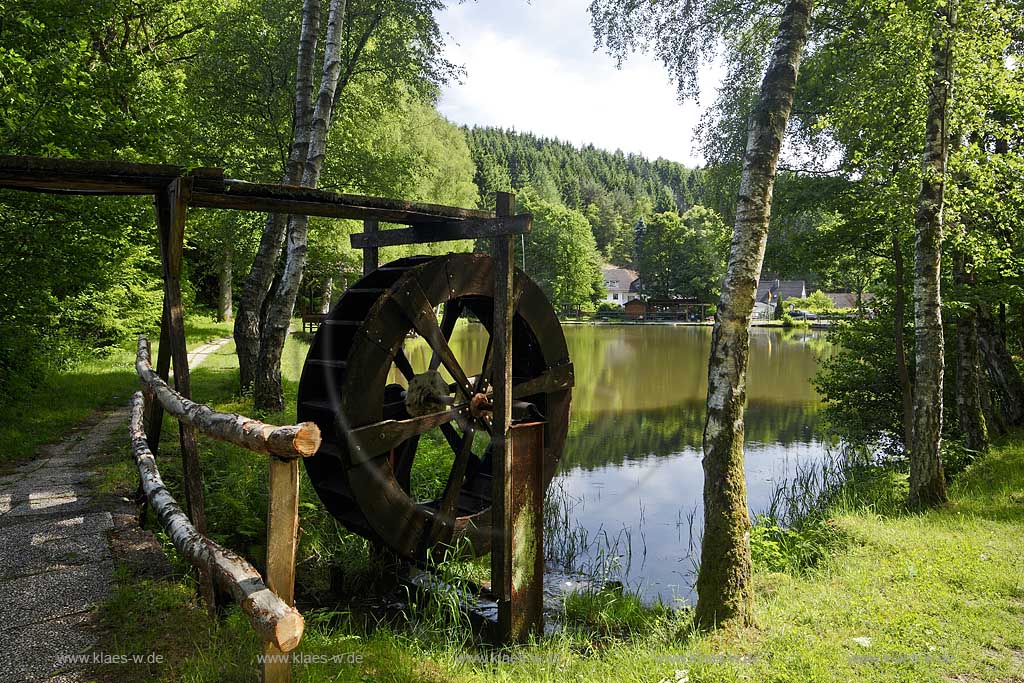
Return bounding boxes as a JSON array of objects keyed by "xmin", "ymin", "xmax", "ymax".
[{"xmin": 0, "ymin": 338, "xmax": 231, "ymax": 682}]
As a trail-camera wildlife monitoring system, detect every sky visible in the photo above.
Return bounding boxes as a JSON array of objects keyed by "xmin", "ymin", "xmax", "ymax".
[{"xmin": 435, "ymin": 1, "xmax": 723, "ymax": 167}]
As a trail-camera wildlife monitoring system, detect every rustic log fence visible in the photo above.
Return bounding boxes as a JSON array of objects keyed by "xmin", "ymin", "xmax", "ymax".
[{"xmin": 133, "ymin": 336, "xmax": 319, "ymax": 682}]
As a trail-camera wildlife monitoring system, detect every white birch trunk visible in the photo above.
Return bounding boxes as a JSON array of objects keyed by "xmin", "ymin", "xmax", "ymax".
[
  {"xmin": 908, "ymin": 0, "xmax": 956, "ymax": 508},
  {"xmin": 255, "ymin": 0, "xmax": 348, "ymax": 411},
  {"xmin": 233, "ymin": 0, "xmax": 321, "ymax": 391},
  {"xmin": 695, "ymin": 0, "xmax": 813, "ymax": 629}
]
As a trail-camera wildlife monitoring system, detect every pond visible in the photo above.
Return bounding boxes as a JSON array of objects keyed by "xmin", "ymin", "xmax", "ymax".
[
  {"xmin": 553, "ymin": 324, "xmax": 832, "ymax": 604},
  {"xmin": 386, "ymin": 322, "xmax": 832, "ymax": 605}
]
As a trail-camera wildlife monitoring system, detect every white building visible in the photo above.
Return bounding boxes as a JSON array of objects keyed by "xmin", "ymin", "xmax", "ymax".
[{"xmin": 601, "ymin": 265, "xmax": 641, "ymax": 306}]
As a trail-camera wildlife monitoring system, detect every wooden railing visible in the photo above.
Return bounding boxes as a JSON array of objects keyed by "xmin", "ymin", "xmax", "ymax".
[{"xmin": 131, "ymin": 337, "xmax": 321, "ymax": 682}]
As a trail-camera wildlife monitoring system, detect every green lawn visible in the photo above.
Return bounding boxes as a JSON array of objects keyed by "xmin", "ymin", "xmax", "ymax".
[
  {"xmin": 88, "ymin": 327, "xmax": 1024, "ymax": 682},
  {"xmin": 0, "ymin": 316, "xmax": 234, "ymax": 469}
]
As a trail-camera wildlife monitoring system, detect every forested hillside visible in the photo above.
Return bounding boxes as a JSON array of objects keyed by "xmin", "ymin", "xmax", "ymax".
[{"xmin": 464, "ymin": 127, "xmax": 707, "ymax": 264}]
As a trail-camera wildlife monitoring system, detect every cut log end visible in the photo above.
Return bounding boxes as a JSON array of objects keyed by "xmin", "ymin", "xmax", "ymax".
[
  {"xmin": 293, "ymin": 422, "xmax": 321, "ymax": 457},
  {"xmin": 275, "ymin": 610, "xmax": 305, "ymax": 652}
]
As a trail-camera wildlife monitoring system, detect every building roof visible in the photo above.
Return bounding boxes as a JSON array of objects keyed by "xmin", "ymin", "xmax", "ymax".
[
  {"xmin": 602, "ymin": 265, "xmax": 640, "ymax": 293},
  {"xmin": 825, "ymin": 292, "xmax": 876, "ymax": 309},
  {"xmin": 756, "ymin": 279, "xmax": 806, "ymax": 304}
]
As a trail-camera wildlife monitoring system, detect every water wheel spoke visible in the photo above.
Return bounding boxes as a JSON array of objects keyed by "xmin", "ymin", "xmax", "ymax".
[
  {"xmin": 433, "ymin": 426, "xmax": 476, "ymax": 535},
  {"xmin": 429, "ymin": 300, "xmax": 463, "ymax": 372},
  {"xmin": 391, "ymin": 281, "xmax": 473, "ymax": 400},
  {"xmin": 512, "ymin": 362, "xmax": 575, "ymax": 399},
  {"xmin": 393, "ymin": 348, "xmax": 415, "ymax": 381},
  {"xmin": 346, "ymin": 408, "xmax": 459, "ymax": 463},
  {"xmin": 475, "ymin": 332, "xmax": 494, "ymax": 394},
  {"xmin": 439, "ymin": 421, "xmax": 462, "ymax": 454}
]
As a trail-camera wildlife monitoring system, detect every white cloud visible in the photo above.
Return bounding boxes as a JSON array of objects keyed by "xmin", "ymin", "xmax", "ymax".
[{"xmin": 437, "ymin": 0, "xmax": 722, "ymax": 167}]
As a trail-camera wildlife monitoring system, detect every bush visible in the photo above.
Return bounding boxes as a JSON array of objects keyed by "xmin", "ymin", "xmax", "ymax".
[{"xmin": 596, "ymin": 301, "xmax": 622, "ymax": 312}]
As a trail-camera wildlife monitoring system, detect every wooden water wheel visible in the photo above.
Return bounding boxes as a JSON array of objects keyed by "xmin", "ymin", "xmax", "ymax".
[{"xmin": 297, "ymin": 253, "xmax": 573, "ymax": 560}]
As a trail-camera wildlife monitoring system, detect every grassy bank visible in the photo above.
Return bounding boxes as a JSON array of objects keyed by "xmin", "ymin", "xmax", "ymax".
[
  {"xmin": 0, "ymin": 316, "xmax": 233, "ymax": 469},
  {"xmin": 85, "ymin": 328, "xmax": 1024, "ymax": 682}
]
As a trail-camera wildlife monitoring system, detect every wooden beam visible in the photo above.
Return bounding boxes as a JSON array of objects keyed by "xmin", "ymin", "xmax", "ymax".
[
  {"xmin": 144, "ymin": 296, "xmax": 173, "ymax": 455},
  {"xmin": 350, "ymin": 215, "xmax": 532, "ymax": 249},
  {"xmin": 508, "ymin": 421, "xmax": 545, "ymax": 640},
  {"xmin": 136, "ymin": 338, "xmax": 321, "ymax": 458},
  {"xmin": 490, "ymin": 191, "xmax": 516, "ymax": 642},
  {"xmin": 362, "ymin": 219, "xmax": 379, "ymax": 275},
  {"xmin": 191, "ymin": 180, "xmax": 493, "ymax": 224},
  {"xmin": 129, "ymin": 393, "xmax": 304, "ymax": 652},
  {"xmin": 156, "ymin": 177, "xmax": 216, "ymax": 611},
  {"xmin": 0, "ymin": 155, "xmax": 202, "ymax": 194}
]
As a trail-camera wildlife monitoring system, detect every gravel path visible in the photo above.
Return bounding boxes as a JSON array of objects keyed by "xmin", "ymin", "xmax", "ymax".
[{"xmin": 0, "ymin": 338, "xmax": 231, "ymax": 682}]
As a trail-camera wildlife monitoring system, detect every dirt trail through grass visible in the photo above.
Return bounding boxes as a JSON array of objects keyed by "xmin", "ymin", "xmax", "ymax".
[{"xmin": 0, "ymin": 338, "xmax": 230, "ymax": 682}]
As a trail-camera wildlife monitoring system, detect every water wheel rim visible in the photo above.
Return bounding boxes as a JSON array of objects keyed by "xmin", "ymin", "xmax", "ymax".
[{"xmin": 298, "ymin": 253, "xmax": 571, "ymax": 560}]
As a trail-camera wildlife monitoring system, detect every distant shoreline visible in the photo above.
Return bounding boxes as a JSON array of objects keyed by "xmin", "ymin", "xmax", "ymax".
[{"xmin": 559, "ymin": 319, "xmax": 835, "ymax": 330}]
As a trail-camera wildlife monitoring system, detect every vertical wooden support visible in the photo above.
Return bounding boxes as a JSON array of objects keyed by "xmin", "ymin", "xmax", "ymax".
[
  {"xmin": 362, "ymin": 219, "xmax": 379, "ymax": 275},
  {"xmin": 263, "ymin": 456, "xmax": 300, "ymax": 683},
  {"xmin": 491, "ymin": 192, "xmax": 516, "ymax": 642},
  {"xmin": 508, "ymin": 421, "xmax": 545, "ymax": 640},
  {"xmin": 155, "ymin": 177, "xmax": 216, "ymax": 611}
]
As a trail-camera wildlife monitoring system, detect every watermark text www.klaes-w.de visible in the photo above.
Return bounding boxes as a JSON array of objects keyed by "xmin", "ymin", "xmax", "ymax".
[
  {"xmin": 56, "ymin": 652, "xmax": 165, "ymax": 666},
  {"xmin": 257, "ymin": 652, "xmax": 365, "ymax": 665}
]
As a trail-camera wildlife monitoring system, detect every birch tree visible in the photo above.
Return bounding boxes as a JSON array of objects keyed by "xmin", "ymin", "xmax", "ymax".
[
  {"xmin": 254, "ymin": 0, "xmax": 348, "ymax": 410},
  {"xmin": 590, "ymin": 0, "xmax": 813, "ymax": 628},
  {"xmin": 234, "ymin": 0, "xmax": 321, "ymax": 392},
  {"xmin": 908, "ymin": 0, "xmax": 957, "ymax": 509}
]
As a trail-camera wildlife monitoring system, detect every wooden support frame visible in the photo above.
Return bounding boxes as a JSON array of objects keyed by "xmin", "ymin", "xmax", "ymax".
[
  {"xmin": 154, "ymin": 176, "xmax": 218, "ymax": 613},
  {"xmin": 490, "ymin": 192, "xmax": 518, "ymax": 641},
  {"xmin": 263, "ymin": 455, "xmax": 301, "ymax": 683},
  {"xmin": 0, "ymin": 155, "xmax": 547, "ymax": 653}
]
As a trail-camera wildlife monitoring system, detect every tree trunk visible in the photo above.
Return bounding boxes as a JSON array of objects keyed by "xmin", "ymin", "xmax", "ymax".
[
  {"xmin": 953, "ymin": 249, "xmax": 988, "ymax": 453},
  {"xmin": 218, "ymin": 239, "xmax": 233, "ymax": 323},
  {"xmin": 892, "ymin": 230, "xmax": 914, "ymax": 454},
  {"xmin": 321, "ymin": 275, "xmax": 334, "ymax": 314},
  {"xmin": 694, "ymin": 0, "xmax": 812, "ymax": 630},
  {"xmin": 978, "ymin": 306, "xmax": 1024, "ymax": 426},
  {"xmin": 908, "ymin": 0, "xmax": 955, "ymax": 510},
  {"xmin": 978, "ymin": 350, "xmax": 1008, "ymax": 436},
  {"xmin": 254, "ymin": 0, "xmax": 348, "ymax": 411},
  {"xmin": 232, "ymin": 0, "xmax": 320, "ymax": 391}
]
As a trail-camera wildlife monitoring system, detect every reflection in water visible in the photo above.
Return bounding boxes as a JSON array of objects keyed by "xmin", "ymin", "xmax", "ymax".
[{"xmin": 391, "ymin": 323, "xmax": 832, "ymax": 604}]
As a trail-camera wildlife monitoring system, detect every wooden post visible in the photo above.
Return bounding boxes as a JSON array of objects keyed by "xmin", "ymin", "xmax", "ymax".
[
  {"xmin": 491, "ymin": 192, "xmax": 515, "ymax": 642},
  {"xmin": 263, "ymin": 456, "xmax": 300, "ymax": 683},
  {"xmin": 155, "ymin": 177, "xmax": 216, "ymax": 612},
  {"xmin": 362, "ymin": 219, "xmax": 379, "ymax": 275},
  {"xmin": 508, "ymin": 421, "xmax": 545, "ymax": 640}
]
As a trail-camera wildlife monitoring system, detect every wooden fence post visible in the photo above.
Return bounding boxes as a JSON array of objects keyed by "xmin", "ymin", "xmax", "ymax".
[{"xmin": 263, "ymin": 456, "xmax": 301, "ymax": 683}]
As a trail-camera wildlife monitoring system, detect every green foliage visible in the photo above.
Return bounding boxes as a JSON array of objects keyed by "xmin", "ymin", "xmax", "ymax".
[
  {"xmin": 464, "ymin": 127, "xmax": 704, "ymax": 266},
  {"xmin": 493, "ymin": 188, "xmax": 605, "ymax": 309},
  {"xmin": 787, "ymin": 290, "xmax": 838, "ymax": 314},
  {"xmin": 561, "ymin": 583, "xmax": 671, "ymax": 639},
  {"xmin": 814, "ymin": 310, "xmax": 911, "ymax": 457},
  {"xmin": 636, "ymin": 206, "xmax": 730, "ymax": 300}
]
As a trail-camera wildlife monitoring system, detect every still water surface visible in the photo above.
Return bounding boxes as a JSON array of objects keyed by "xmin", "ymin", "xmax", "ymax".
[
  {"xmin": 395, "ymin": 323, "xmax": 832, "ymax": 604},
  {"xmin": 554, "ymin": 324, "xmax": 831, "ymax": 604}
]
